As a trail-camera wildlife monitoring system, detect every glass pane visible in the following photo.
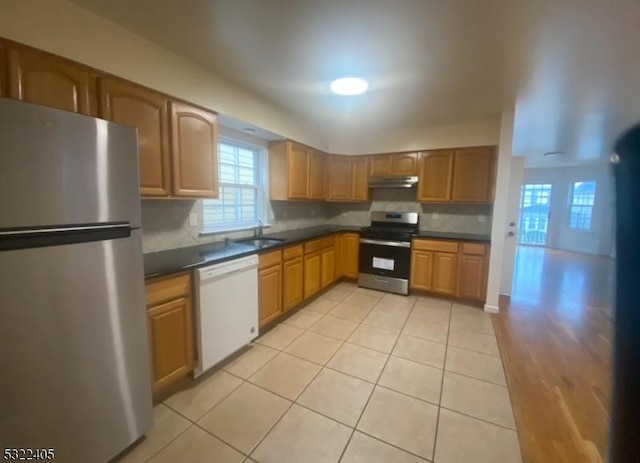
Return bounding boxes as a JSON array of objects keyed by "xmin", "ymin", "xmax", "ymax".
[
  {"xmin": 238, "ymin": 167, "xmax": 256, "ymax": 185},
  {"xmin": 518, "ymin": 184, "xmax": 552, "ymax": 245}
]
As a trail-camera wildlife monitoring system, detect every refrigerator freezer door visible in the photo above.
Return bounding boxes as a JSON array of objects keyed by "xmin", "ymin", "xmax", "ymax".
[
  {"xmin": 0, "ymin": 230, "xmax": 152, "ymax": 462},
  {"xmin": 0, "ymin": 98, "xmax": 141, "ymax": 229}
]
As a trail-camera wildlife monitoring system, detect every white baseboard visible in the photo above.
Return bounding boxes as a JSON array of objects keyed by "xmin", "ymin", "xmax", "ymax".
[{"xmin": 484, "ymin": 304, "xmax": 499, "ymax": 314}]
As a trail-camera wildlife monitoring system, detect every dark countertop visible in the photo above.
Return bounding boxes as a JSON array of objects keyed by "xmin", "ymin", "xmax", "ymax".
[
  {"xmin": 143, "ymin": 225, "xmax": 491, "ymax": 278},
  {"xmin": 143, "ymin": 225, "xmax": 362, "ymax": 279},
  {"xmin": 415, "ymin": 230, "xmax": 491, "ymax": 243}
]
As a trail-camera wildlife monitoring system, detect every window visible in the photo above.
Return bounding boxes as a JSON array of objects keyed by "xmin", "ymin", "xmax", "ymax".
[
  {"xmin": 518, "ymin": 184, "xmax": 552, "ymax": 245},
  {"xmin": 202, "ymin": 138, "xmax": 268, "ymax": 232},
  {"xmin": 569, "ymin": 181, "xmax": 596, "ymax": 230}
]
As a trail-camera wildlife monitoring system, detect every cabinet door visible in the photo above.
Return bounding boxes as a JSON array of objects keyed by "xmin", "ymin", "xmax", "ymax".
[
  {"xmin": 334, "ymin": 234, "xmax": 344, "ymax": 278},
  {"xmin": 147, "ymin": 296, "xmax": 196, "ymax": 394},
  {"xmin": 283, "ymin": 257, "xmax": 303, "ymax": 311},
  {"xmin": 369, "ymin": 154, "xmax": 391, "ymax": 177},
  {"xmin": 452, "ymin": 147, "xmax": 494, "ymax": 203},
  {"xmin": 352, "ymin": 157, "xmax": 369, "ymax": 201},
  {"xmin": 288, "ymin": 143, "xmax": 309, "ymax": 199},
  {"xmin": 321, "ymin": 247, "xmax": 336, "ymax": 288},
  {"xmin": 410, "ymin": 250, "xmax": 433, "ymax": 291},
  {"xmin": 258, "ymin": 264, "xmax": 282, "ymax": 326},
  {"xmin": 391, "ymin": 153, "xmax": 419, "ymax": 176},
  {"xmin": 8, "ymin": 48, "xmax": 95, "ymax": 115},
  {"xmin": 0, "ymin": 44, "xmax": 6, "ymax": 97},
  {"xmin": 417, "ymin": 151, "xmax": 454, "ymax": 202},
  {"xmin": 170, "ymin": 101, "xmax": 218, "ymax": 198},
  {"xmin": 343, "ymin": 233, "xmax": 360, "ymax": 279},
  {"xmin": 327, "ymin": 156, "xmax": 352, "ymax": 201},
  {"xmin": 432, "ymin": 252, "xmax": 458, "ymax": 295},
  {"xmin": 308, "ymin": 150, "xmax": 325, "ymax": 200},
  {"xmin": 98, "ymin": 77, "xmax": 171, "ymax": 197},
  {"xmin": 458, "ymin": 254, "xmax": 487, "ymax": 301},
  {"xmin": 304, "ymin": 252, "xmax": 321, "ymax": 299}
]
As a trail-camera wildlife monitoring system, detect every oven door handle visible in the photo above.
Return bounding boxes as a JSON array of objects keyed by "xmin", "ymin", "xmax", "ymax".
[{"xmin": 359, "ymin": 238, "xmax": 411, "ymax": 248}]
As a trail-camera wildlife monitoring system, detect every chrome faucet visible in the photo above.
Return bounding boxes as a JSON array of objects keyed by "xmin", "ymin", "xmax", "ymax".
[{"xmin": 255, "ymin": 220, "xmax": 264, "ymax": 238}]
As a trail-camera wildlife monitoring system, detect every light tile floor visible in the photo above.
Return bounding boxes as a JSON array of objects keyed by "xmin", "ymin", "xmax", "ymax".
[{"xmin": 118, "ymin": 283, "xmax": 522, "ymax": 463}]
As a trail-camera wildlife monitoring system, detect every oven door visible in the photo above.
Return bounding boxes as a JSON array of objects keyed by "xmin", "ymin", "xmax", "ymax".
[{"xmin": 358, "ymin": 238, "xmax": 411, "ymax": 280}]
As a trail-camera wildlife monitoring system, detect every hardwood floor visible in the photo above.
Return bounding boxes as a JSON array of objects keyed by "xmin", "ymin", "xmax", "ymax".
[{"xmin": 493, "ymin": 246, "xmax": 614, "ymax": 463}]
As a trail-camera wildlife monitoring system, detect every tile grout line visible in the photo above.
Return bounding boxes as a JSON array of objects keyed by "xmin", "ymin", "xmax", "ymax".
[
  {"xmin": 338, "ymin": 293, "xmax": 421, "ymax": 463},
  {"xmin": 430, "ymin": 300, "xmax": 453, "ymax": 463}
]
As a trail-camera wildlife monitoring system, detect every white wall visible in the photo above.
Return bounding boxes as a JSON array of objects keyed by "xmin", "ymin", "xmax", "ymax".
[
  {"xmin": 0, "ymin": 0, "xmax": 327, "ymax": 151},
  {"xmin": 500, "ymin": 156, "xmax": 525, "ymax": 295},
  {"xmin": 328, "ymin": 119, "xmax": 501, "ymax": 155},
  {"xmin": 523, "ymin": 163, "xmax": 614, "ymax": 255},
  {"xmin": 484, "ymin": 110, "xmax": 515, "ymax": 313}
]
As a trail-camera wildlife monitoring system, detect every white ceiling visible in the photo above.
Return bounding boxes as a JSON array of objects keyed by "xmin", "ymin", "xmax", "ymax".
[{"xmin": 70, "ymin": 0, "xmax": 640, "ymax": 166}]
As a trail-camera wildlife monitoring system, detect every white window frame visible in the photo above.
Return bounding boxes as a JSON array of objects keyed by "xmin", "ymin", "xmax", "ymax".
[
  {"xmin": 568, "ymin": 181, "xmax": 596, "ymax": 232},
  {"xmin": 201, "ymin": 136, "xmax": 269, "ymax": 234}
]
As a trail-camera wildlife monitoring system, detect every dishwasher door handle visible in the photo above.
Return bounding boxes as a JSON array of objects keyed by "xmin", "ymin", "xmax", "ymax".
[{"xmin": 199, "ymin": 264, "xmax": 257, "ymax": 284}]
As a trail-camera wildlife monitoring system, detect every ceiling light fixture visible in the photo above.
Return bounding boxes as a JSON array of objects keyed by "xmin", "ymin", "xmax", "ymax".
[
  {"xmin": 543, "ymin": 151, "xmax": 567, "ymax": 157},
  {"xmin": 243, "ymin": 127, "xmax": 256, "ymax": 133},
  {"xmin": 330, "ymin": 77, "xmax": 369, "ymax": 95}
]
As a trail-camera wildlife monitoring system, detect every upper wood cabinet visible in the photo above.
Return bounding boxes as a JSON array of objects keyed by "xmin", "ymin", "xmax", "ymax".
[
  {"xmin": 326, "ymin": 156, "xmax": 369, "ymax": 202},
  {"xmin": 98, "ymin": 77, "xmax": 171, "ymax": 197},
  {"xmin": 451, "ymin": 147, "xmax": 495, "ymax": 203},
  {"xmin": 417, "ymin": 150, "xmax": 454, "ymax": 202},
  {"xmin": 369, "ymin": 153, "xmax": 419, "ymax": 177},
  {"xmin": 145, "ymin": 272, "xmax": 196, "ymax": 397},
  {"xmin": 309, "ymin": 150, "xmax": 325, "ymax": 200},
  {"xmin": 170, "ymin": 101, "xmax": 218, "ymax": 198},
  {"xmin": 268, "ymin": 140, "xmax": 325, "ymax": 200},
  {"xmin": 326, "ymin": 156, "xmax": 352, "ymax": 201},
  {"xmin": 7, "ymin": 47, "xmax": 96, "ymax": 116},
  {"xmin": 99, "ymin": 79, "xmax": 218, "ymax": 199},
  {"xmin": 352, "ymin": 157, "xmax": 369, "ymax": 201}
]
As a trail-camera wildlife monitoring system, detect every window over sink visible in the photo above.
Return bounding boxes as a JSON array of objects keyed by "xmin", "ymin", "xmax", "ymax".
[{"xmin": 202, "ymin": 136, "xmax": 269, "ymax": 233}]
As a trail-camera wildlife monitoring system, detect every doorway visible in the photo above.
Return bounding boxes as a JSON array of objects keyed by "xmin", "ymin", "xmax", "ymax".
[{"xmin": 518, "ymin": 183, "xmax": 552, "ymax": 245}]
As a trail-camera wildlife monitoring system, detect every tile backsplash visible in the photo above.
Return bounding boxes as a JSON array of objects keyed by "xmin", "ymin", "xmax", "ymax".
[
  {"xmin": 141, "ymin": 189, "xmax": 492, "ymax": 253},
  {"xmin": 325, "ymin": 189, "xmax": 492, "ymax": 234},
  {"xmin": 140, "ymin": 199, "xmax": 328, "ymax": 253}
]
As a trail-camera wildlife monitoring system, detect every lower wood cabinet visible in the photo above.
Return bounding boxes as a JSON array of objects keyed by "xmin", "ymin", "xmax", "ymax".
[
  {"xmin": 282, "ymin": 245, "xmax": 303, "ymax": 311},
  {"xmin": 258, "ymin": 250, "xmax": 283, "ymax": 327},
  {"xmin": 342, "ymin": 233, "xmax": 360, "ymax": 279},
  {"xmin": 304, "ymin": 250, "xmax": 322, "ymax": 299},
  {"xmin": 320, "ymin": 237, "xmax": 336, "ymax": 289},
  {"xmin": 410, "ymin": 239, "xmax": 489, "ymax": 301},
  {"xmin": 145, "ymin": 272, "xmax": 196, "ymax": 397}
]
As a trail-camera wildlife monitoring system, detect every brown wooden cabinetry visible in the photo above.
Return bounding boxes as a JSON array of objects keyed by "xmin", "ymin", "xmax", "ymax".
[
  {"xmin": 282, "ymin": 245, "xmax": 303, "ymax": 311},
  {"xmin": 369, "ymin": 153, "xmax": 419, "ymax": 177},
  {"xmin": 432, "ymin": 252, "xmax": 458, "ymax": 295},
  {"xmin": 410, "ymin": 250, "xmax": 433, "ymax": 291},
  {"xmin": 304, "ymin": 240, "xmax": 322, "ymax": 299},
  {"xmin": 258, "ymin": 250, "xmax": 283, "ymax": 327},
  {"xmin": 145, "ymin": 272, "xmax": 196, "ymax": 397},
  {"xmin": 457, "ymin": 243, "xmax": 490, "ymax": 301},
  {"xmin": 451, "ymin": 147, "xmax": 495, "ymax": 203},
  {"xmin": 342, "ymin": 233, "xmax": 360, "ymax": 279},
  {"xmin": 320, "ymin": 237, "xmax": 336, "ymax": 289},
  {"xmin": 326, "ymin": 156, "xmax": 368, "ymax": 202},
  {"xmin": 98, "ymin": 77, "xmax": 171, "ymax": 197},
  {"xmin": 170, "ymin": 101, "xmax": 218, "ymax": 198},
  {"xmin": 417, "ymin": 150, "xmax": 454, "ymax": 202},
  {"xmin": 268, "ymin": 140, "xmax": 325, "ymax": 200},
  {"xmin": 7, "ymin": 47, "xmax": 96, "ymax": 116}
]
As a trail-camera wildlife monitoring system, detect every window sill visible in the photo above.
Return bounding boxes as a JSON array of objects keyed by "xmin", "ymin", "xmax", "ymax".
[{"xmin": 199, "ymin": 223, "xmax": 271, "ymax": 237}]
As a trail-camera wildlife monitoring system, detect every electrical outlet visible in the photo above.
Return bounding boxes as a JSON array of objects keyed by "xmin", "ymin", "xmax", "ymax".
[
  {"xmin": 189, "ymin": 213, "xmax": 198, "ymax": 227},
  {"xmin": 432, "ymin": 212, "xmax": 439, "ymax": 220},
  {"xmin": 478, "ymin": 214, "xmax": 486, "ymax": 223}
]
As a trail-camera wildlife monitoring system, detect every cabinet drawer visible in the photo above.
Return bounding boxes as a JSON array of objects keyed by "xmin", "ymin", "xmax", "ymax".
[
  {"xmin": 462, "ymin": 243, "xmax": 486, "ymax": 256},
  {"xmin": 259, "ymin": 249, "xmax": 282, "ymax": 269},
  {"xmin": 321, "ymin": 236, "xmax": 335, "ymax": 248},
  {"xmin": 283, "ymin": 244, "xmax": 303, "ymax": 260},
  {"xmin": 304, "ymin": 239, "xmax": 322, "ymax": 254},
  {"xmin": 413, "ymin": 239, "xmax": 459, "ymax": 253},
  {"xmin": 146, "ymin": 272, "xmax": 191, "ymax": 308}
]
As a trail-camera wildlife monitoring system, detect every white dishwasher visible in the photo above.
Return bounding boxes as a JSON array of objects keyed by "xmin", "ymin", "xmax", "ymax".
[{"xmin": 194, "ymin": 254, "xmax": 259, "ymax": 377}]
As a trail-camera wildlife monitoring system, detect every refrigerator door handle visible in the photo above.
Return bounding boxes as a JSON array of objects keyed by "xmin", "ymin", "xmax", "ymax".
[{"xmin": 0, "ymin": 222, "xmax": 132, "ymax": 252}]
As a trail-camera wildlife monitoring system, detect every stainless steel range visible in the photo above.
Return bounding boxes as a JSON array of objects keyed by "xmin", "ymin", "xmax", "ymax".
[{"xmin": 358, "ymin": 211, "xmax": 419, "ymax": 295}]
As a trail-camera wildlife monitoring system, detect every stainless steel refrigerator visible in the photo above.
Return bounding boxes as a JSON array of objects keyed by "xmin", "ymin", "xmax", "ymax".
[{"xmin": 0, "ymin": 98, "xmax": 153, "ymax": 462}]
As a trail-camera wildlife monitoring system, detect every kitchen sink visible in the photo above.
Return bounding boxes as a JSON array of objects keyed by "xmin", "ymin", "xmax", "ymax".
[{"xmin": 235, "ymin": 238, "xmax": 285, "ymax": 247}]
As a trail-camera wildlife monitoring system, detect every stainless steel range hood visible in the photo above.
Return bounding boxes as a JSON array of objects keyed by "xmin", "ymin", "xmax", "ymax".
[{"xmin": 368, "ymin": 176, "xmax": 418, "ymax": 188}]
